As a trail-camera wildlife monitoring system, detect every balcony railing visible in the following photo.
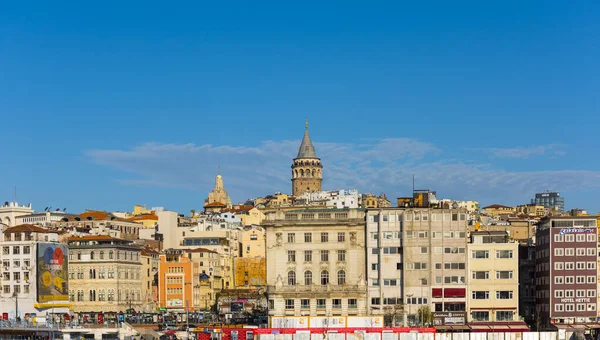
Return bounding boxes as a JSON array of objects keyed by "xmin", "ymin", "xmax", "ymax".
[{"xmin": 267, "ymin": 284, "xmax": 365, "ymax": 294}]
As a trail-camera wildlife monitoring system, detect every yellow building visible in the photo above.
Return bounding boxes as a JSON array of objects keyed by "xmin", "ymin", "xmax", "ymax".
[
  {"xmin": 186, "ymin": 248, "xmax": 222, "ymax": 309},
  {"xmin": 234, "ymin": 257, "xmax": 266, "ymax": 287},
  {"xmin": 241, "ymin": 226, "xmax": 265, "ymax": 258},
  {"xmin": 481, "ymin": 204, "xmax": 516, "ymax": 217},
  {"xmin": 133, "ymin": 205, "xmax": 153, "ymax": 216},
  {"xmin": 467, "ymin": 231, "xmax": 520, "ymax": 322},
  {"xmin": 239, "ymin": 207, "xmax": 266, "ymax": 226},
  {"xmin": 128, "ymin": 213, "xmax": 158, "ymax": 228},
  {"xmin": 516, "ymin": 204, "xmax": 545, "ymax": 217}
]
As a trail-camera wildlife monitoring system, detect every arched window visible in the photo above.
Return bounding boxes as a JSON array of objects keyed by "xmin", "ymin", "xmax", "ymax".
[
  {"xmin": 77, "ymin": 251, "xmax": 81, "ymax": 260},
  {"xmin": 200, "ymin": 262, "xmax": 204, "ymax": 266},
  {"xmin": 321, "ymin": 270, "xmax": 329, "ymax": 285},
  {"xmin": 109, "ymin": 251, "xmax": 114, "ymax": 259},
  {"xmin": 99, "ymin": 251, "xmax": 104, "ymax": 260},
  {"xmin": 288, "ymin": 271, "xmax": 296, "ymax": 285},
  {"xmin": 90, "ymin": 251, "xmax": 95, "ymax": 260},
  {"xmin": 312, "ymin": 169, "xmax": 315, "ymax": 177},
  {"xmin": 337, "ymin": 270, "xmax": 346, "ymax": 285},
  {"xmin": 300, "ymin": 169, "xmax": 304, "ymax": 177},
  {"xmin": 304, "ymin": 271, "xmax": 312, "ymax": 285}
]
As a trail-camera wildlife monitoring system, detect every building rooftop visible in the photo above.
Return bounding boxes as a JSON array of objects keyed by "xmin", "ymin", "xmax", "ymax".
[
  {"xmin": 482, "ymin": 204, "xmax": 513, "ymax": 209},
  {"xmin": 3, "ymin": 224, "xmax": 58, "ymax": 234},
  {"xmin": 186, "ymin": 247, "xmax": 218, "ymax": 254},
  {"xmin": 66, "ymin": 234, "xmax": 125, "ymax": 242},
  {"xmin": 295, "ymin": 122, "xmax": 318, "ymax": 159}
]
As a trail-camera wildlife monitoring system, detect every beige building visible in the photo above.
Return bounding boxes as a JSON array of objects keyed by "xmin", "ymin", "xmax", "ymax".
[
  {"xmin": 264, "ymin": 208, "xmax": 367, "ymax": 317},
  {"xmin": 241, "ymin": 226, "xmax": 265, "ymax": 258},
  {"xmin": 481, "ymin": 204, "xmax": 516, "ymax": 217},
  {"xmin": 67, "ymin": 235, "xmax": 143, "ymax": 313},
  {"xmin": 141, "ymin": 248, "xmax": 160, "ymax": 312},
  {"xmin": 402, "ymin": 208, "xmax": 469, "ymax": 326},
  {"xmin": 239, "ymin": 207, "xmax": 266, "ymax": 226},
  {"xmin": 205, "ymin": 172, "xmax": 231, "ymax": 209},
  {"xmin": 467, "ymin": 231, "xmax": 520, "ymax": 323},
  {"xmin": 186, "ymin": 247, "xmax": 221, "ymax": 308},
  {"xmin": 291, "ymin": 122, "xmax": 322, "ymax": 196},
  {"xmin": 365, "ymin": 209, "xmax": 404, "ymax": 325}
]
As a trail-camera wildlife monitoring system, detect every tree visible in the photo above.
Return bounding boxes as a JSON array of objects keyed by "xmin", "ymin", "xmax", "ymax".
[
  {"xmin": 383, "ymin": 303, "xmax": 405, "ymax": 327},
  {"xmin": 416, "ymin": 305, "xmax": 433, "ymax": 327}
]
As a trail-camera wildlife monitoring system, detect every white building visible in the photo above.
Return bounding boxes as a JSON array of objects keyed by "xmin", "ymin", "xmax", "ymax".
[
  {"xmin": 0, "ymin": 224, "xmax": 69, "ymax": 320},
  {"xmin": 295, "ymin": 190, "xmax": 362, "ymax": 209},
  {"xmin": 17, "ymin": 211, "xmax": 73, "ymax": 227},
  {"xmin": 0, "ymin": 202, "xmax": 34, "ymax": 227}
]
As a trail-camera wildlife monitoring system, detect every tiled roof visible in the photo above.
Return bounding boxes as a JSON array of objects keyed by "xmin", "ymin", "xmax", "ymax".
[
  {"xmin": 204, "ymin": 202, "xmax": 227, "ymax": 208},
  {"xmin": 3, "ymin": 224, "xmax": 58, "ymax": 234},
  {"xmin": 128, "ymin": 214, "xmax": 158, "ymax": 221},
  {"xmin": 482, "ymin": 204, "xmax": 512, "ymax": 209},
  {"xmin": 66, "ymin": 235, "xmax": 124, "ymax": 242},
  {"xmin": 186, "ymin": 247, "xmax": 218, "ymax": 254}
]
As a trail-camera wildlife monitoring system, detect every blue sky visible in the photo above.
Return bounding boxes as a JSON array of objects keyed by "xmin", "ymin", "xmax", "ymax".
[{"xmin": 1, "ymin": 1, "xmax": 599, "ymax": 214}]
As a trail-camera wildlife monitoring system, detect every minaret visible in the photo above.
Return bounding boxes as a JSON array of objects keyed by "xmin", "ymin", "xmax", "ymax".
[{"xmin": 291, "ymin": 120, "xmax": 323, "ymax": 196}]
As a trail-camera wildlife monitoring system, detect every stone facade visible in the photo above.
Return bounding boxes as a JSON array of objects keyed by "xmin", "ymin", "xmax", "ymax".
[{"xmin": 264, "ymin": 208, "xmax": 367, "ymax": 316}]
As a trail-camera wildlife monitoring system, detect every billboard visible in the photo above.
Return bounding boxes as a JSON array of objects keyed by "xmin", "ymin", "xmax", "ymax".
[{"xmin": 37, "ymin": 243, "xmax": 69, "ymax": 303}]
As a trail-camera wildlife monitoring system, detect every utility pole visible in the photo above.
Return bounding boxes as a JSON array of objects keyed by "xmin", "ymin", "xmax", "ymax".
[{"xmin": 13, "ymin": 291, "xmax": 19, "ymax": 322}]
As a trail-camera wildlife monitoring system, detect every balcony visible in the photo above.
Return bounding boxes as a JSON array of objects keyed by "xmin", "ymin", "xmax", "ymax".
[{"xmin": 267, "ymin": 284, "xmax": 366, "ymax": 295}]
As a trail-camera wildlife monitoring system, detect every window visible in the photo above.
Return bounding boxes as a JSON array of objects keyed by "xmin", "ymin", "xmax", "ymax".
[
  {"xmin": 371, "ymin": 263, "xmax": 379, "ymax": 270},
  {"xmin": 332, "ymin": 299, "xmax": 342, "ymax": 309},
  {"xmin": 23, "ymin": 246, "xmax": 30, "ymax": 255},
  {"xmin": 109, "ymin": 251, "xmax": 114, "ymax": 259},
  {"xmin": 287, "ymin": 271, "xmax": 296, "ymax": 285},
  {"xmin": 496, "ymin": 291, "xmax": 513, "ymax": 299},
  {"xmin": 420, "ymin": 247, "xmax": 428, "ymax": 254},
  {"xmin": 555, "ymin": 290, "xmax": 564, "ymax": 298},
  {"xmin": 496, "ymin": 311, "xmax": 514, "ymax": 321},
  {"xmin": 337, "ymin": 250, "xmax": 346, "ymax": 262},
  {"xmin": 2, "ymin": 247, "xmax": 9, "ymax": 255},
  {"xmin": 418, "ymin": 231, "xmax": 428, "ymax": 238},
  {"xmin": 565, "ymin": 248, "xmax": 574, "ymax": 256},
  {"xmin": 317, "ymin": 299, "xmax": 326, "ymax": 309},
  {"xmin": 588, "ymin": 276, "xmax": 596, "ymax": 284},
  {"xmin": 349, "ymin": 299, "xmax": 357, "ymax": 308},
  {"xmin": 589, "ymin": 304, "xmax": 597, "ymax": 312},
  {"xmin": 472, "ymin": 271, "xmax": 489, "ymax": 280},
  {"xmin": 445, "ymin": 247, "xmax": 465, "ymax": 254},
  {"xmin": 588, "ymin": 290, "xmax": 596, "ymax": 297},
  {"xmin": 304, "ymin": 233, "xmax": 312, "ymax": 243},
  {"xmin": 287, "ymin": 233, "xmax": 295, "ymax": 243},
  {"xmin": 565, "ymin": 234, "xmax": 574, "ymax": 242},
  {"xmin": 99, "ymin": 251, "xmax": 104, "ymax": 259},
  {"xmin": 587, "ymin": 234, "xmax": 596, "ymax": 242},
  {"xmin": 555, "ymin": 304, "xmax": 564, "ymax": 312},
  {"xmin": 496, "ymin": 250, "xmax": 513, "ymax": 259},
  {"xmin": 320, "ymin": 250, "xmax": 329, "ymax": 262},
  {"xmin": 383, "ymin": 247, "xmax": 401, "ymax": 254},
  {"xmin": 496, "ymin": 271, "xmax": 513, "ymax": 279},
  {"xmin": 321, "ymin": 271, "xmax": 329, "ymax": 285},
  {"xmin": 576, "ymin": 248, "xmax": 585, "ymax": 256},
  {"xmin": 13, "ymin": 246, "xmax": 20, "ymax": 255},
  {"xmin": 565, "ymin": 290, "xmax": 574, "ymax": 297},
  {"xmin": 554, "ymin": 234, "xmax": 564, "ymax": 242},
  {"xmin": 287, "ymin": 251, "xmax": 296, "ymax": 262},
  {"xmin": 320, "ymin": 232, "xmax": 329, "ymax": 242},
  {"xmin": 576, "ymin": 262, "xmax": 585, "ymax": 270},
  {"xmin": 304, "ymin": 250, "xmax": 312, "ymax": 262},
  {"xmin": 472, "ymin": 291, "xmax": 489, "ymax": 299},
  {"xmin": 577, "ymin": 304, "xmax": 586, "ymax": 312},
  {"xmin": 576, "ymin": 234, "xmax": 585, "ymax": 242},
  {"xmin": 304, "ymin": 271, "xmax": 312, "ymax": 285},
  {"xmin": 371, "ymin": 232, "xmax": 379, "ymax": 240},
  {"xmin": 588, "ymin": 248, "xmax": 596, "ymax": 256},
  {"xmin": 384, "ymin": 279, "xmax": 399, "ymax": 286},
  {"xmin": 577, "ymin": 290, "xmax": 586, "ymax": 297},
  {"xmin": 555, "ymin": 262, "xmax": 564, "ymax": 270},
  {"xmin": 337, "ymin": 270, "xmax": 346, "ymax": 285},
  {"xmin": 13, "ymin": 272, "xmax": 20, "ymax": 281},
  {"xmin": 3, "ymin": 285, "xmax": 9, "ymax": 294},
  {"xmin": 565, "ymin": 304, "xmax": 575, "ymax": 312},
  {"xmin": 285, "ymin": 299, "xmax": 294, "ymax": 310},
  {"xmin": 565, "ymin": 262, "xmax": 574, "ymax": 270},
  {"xmin": 301, "ymin": 299, "xmax": 310, "ymax": 309},
  {"xmin": 554, "ymin": 248, "xmax": 564, "ymax": 256},
  {"xmin": 472, "ymin": 250, "xmax": 489, "ymax": 259},
  {"xmin": 444, "ymin": 276, "xmax": 465, "ymax": 284},
  {"xmin": 565, "ymin": 276, "xmax": 574, "ymax": 284},
  {"xmin": 471, "ymin": 311, "xmax": 489, "ymax": 321},
  {"xmin": 444, "ymin": 263, "xmax": 466, "ymax": 270},
  {"xmin": 90, "ymin": 251, "xmax": 95, "ymax": 260},
  {"xmin": 434, "ymin": 247, "xmax": 442, "ymax": 254}
]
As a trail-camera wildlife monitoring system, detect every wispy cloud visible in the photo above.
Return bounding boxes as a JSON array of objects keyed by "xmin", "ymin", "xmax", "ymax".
[
  {"xmin": 476, "ymin": 144, "xmax": 566, "ymax": 159},
  {"xmin": 85, "ymin": 139, "xmax": 600, "ymax": 205}
]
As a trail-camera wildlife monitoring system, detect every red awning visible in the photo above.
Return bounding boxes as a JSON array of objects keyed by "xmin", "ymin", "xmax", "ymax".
[
  {"xmin": 432, "ymin": 288, "xmax": 443, "ymax": 298},
  {"xmin": 444, "ymin": 288, "xmax": 466, "ymax": 298}
]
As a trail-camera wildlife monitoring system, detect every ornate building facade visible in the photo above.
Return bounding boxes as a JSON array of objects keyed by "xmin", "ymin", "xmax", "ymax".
[
  {"xmin": 291, "ymin": 122, "xmax": 323, "ymax": 196},
  {"xmin": 204, "ymin": 171, "xmax": 231, "ymax": 211}
]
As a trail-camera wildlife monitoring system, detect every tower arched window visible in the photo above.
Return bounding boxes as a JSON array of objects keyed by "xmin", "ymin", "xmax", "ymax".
[
  {"xmin": 337, "ymin": 270, "xmax": 346, "ymax": 285},
  {"xmin": 288, "ymin": 271, "xmax": 296, "ymax": 285},
  {"xmin": 312, "ymin": 170, "xmax": 315, "ymax": 177},
  {"xmin": 109, "ymin": 251, "xmax": 114, "ymax": 259},
  {"xmin": 300, "ymin": 169, "xmax": 304, "ymax": 177},
  {"xmin": 99, "ymin": 251, "xmax": 104, "ymax": 260},
  {"xmin": 321, "ymin": 270, "xmax": 329, "ymax": 285},
  {"xmin": 304, "ymin": 271, "xmax": 312, "ymax": 285},
  {"xmin": 90, "ymin": 251, "xmax": 95, "ymax": 260}
]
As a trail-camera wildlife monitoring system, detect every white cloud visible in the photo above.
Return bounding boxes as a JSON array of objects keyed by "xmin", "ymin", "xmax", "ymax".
[
  {"xmin": 477, "ymin": 144, "xmax": 566, "ymax": 159},
  {"xmin": 85, "ymin": 138, "xmax": 600, "ymax": 205}
]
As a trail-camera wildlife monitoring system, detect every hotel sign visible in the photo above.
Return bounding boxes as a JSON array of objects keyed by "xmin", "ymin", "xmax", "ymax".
[
  {"xmin": 560, "ymin": 298, "xmax": 591, "ymax": 303},
  {"xmin": 559, "ymin": 228, "xmax": 593, "ymax": 235}
]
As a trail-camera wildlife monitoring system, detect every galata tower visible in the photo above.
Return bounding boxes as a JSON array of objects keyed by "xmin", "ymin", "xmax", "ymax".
[{"xmin": 291, "ymin": 121, "xmax": 322, "ymax": 196}]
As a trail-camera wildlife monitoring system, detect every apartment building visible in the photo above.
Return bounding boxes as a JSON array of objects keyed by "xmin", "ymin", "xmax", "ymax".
[
  {"xmin": 67, "ymin": 235, "xmax": 143, "ymax": 313},
  {"xmin": 403, "ymin": 208, "xmax": 468, "ymax": 326},
  {"xmin": 264, "ymin": 208, "xmax": 367, "ymax": 317},
  {"xmin": 0, "ymin": 224, "xmax": 69, "ymax": 319},
  {"xmin": 535, "ymin": 216, "xmax": 598, "ymax": 328},
  {"xmin": 365, "ymin": 209, "xmax": 404, "ymax": 325},
  {"xmin": 467, "ymin": 231, "xmax": 520, "ymax": 324},
  {"xmin": 158, "ymin": 249, "xmax": 200, "ymax": 312}
]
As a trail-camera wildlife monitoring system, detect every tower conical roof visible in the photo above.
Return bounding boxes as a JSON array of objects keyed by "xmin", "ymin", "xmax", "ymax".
[{"xmin": 296, "ymin": 122, "xmax": 318, "ymax": 159}]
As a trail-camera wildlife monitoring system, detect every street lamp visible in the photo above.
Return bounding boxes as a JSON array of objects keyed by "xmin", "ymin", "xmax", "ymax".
[
  {"xmin": 419, "ymin": 278, "xmax": 427, "ymax": 327},
  {"xmin": 406, "ymin": 294, "xmax": 413, "ymax": 327},
  {"xmin": 184, "ymin": 282, "xmax": 192, "ymax": 335}
]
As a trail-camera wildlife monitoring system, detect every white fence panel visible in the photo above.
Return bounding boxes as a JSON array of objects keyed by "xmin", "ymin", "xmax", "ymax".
[
  {"xmin": 347, "ymin": 332, "xmax": 366, "ymax": 340},
  {"xmin": 295, "ymin": 332, "xmax": 311, "ymax": 340},
  {"xmin": 259, "ymin": 335, "xmax": 275, "ymax": 340},
  {"xmin": 418, "ymin": 333, "xmax": 435, "ymax": 340},
  {"xmin": 365, "ymin": 333, "xmax": 381, "ymax": 340},
  {"xmin": 382, "ymin": 331, "xmax": 399, "ymax": 340},
  {"xmin": 400, "ymin": 332, "xmax": 418, "ymax": 340},
  {"xmin": 540, "ymin": 332, "xmax": 557, "ymax": 340}
]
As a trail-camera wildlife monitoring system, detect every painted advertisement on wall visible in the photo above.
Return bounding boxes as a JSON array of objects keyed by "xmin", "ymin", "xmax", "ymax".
[{"xmin": 37, "ymin": 243, "xmax": 69, "ymax": 303}]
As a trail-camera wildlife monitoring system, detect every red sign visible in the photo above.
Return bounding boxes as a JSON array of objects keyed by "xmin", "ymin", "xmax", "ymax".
[{"xmin": 98, "ymin": 314, "xmax": 104, "ymax": 323}]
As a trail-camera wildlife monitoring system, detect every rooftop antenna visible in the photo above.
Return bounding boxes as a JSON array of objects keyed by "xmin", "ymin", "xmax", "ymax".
[{"xmin": 305, "ymin": 118, "xmax": 308, "ymax": 130}]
